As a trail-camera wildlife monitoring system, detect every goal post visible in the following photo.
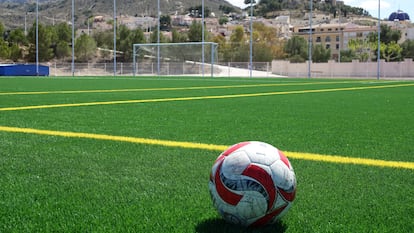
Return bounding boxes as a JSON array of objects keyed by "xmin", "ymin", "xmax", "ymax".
[{"xmin": 133, "ymin": 42, "xmax": 218, "ymax": 77}]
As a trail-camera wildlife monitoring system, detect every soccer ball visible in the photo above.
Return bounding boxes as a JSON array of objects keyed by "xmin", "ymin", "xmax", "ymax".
[{"xmin": 209, "ymin": 141, "xmax": 296, "ymax": 227}]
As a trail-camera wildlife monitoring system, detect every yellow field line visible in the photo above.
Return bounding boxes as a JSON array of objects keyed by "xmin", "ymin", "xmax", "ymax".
[
  {"xmin": 0, "ymin": 125, "xmax": 413, "ymax": 170},
  {"xmin": 1, "ymin": 83, "xmax": 413, "ymax": 112},
  {"xmin": 0, "ymin": 80, "xmax": 368, "ymax": 96}
]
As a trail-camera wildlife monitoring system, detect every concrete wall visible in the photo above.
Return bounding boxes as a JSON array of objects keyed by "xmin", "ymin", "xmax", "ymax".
[{"xmin": 272, "ymin": 59, "xmax": 414, "ymax": 78}]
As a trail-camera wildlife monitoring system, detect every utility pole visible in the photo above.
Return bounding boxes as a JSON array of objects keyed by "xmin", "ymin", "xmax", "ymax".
[
  {"xmin": 113, "ymin": 0, "xmax": 117, "ymax": 77},
  {"xmin": 308, "ymin": 0, "xmax": 313, "ymax": 78}
]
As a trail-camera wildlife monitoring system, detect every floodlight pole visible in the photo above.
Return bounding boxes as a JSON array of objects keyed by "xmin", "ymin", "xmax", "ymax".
[
  {"xmin": 308, "ymin": 0, "xmax": 313, "ymax": 79},
  {"xmin": 202, "ymin": 0, "xmax": 205, "ymax": 77},
  {"xmin": 249, "ymin": 0, "xmax": 253, "ymax": 78},
  {"xmin": 113, "ymin": 0, "xmax": 117, "ymax": 77},
  {"xmin": 36, "ymin": 0, "xmax": 39, "ymax": 76},
  {"xmin": 71, "ymin": 0, "xmax": 75, "ymax": 77},
  {"xmin": 157, "ymin": 0, "xmax": 160, "ymax": 76},
  {"xmin": 377, "ymin": 0, "xmax": 381, "ymax": 80}
]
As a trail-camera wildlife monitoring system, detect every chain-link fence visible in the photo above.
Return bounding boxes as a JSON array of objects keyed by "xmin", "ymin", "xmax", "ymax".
[{"xmin": 42, "ymin": 62, "xmax": 275, "ymax": 78}]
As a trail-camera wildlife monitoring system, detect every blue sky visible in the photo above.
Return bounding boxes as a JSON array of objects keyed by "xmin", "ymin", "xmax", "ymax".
[{"xmin": 226, "ymin": 0, "xmax": 413, "ymax": 21}]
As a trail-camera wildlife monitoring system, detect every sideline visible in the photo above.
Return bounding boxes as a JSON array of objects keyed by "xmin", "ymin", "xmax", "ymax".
[
  {"xmin": 1, "ymin": 83, "xmax": 413, "ymax": 112},
  {"xmin": 0, "ymin": 126, "xmax": 413, "ymax": 170},
  {"xmin": 0, "ymin": 80, "xmax": 370, "ymax": 96}
]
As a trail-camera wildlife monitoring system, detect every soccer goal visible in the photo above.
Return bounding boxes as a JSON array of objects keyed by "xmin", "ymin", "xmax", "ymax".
[{"xmin": 133, "ymin": 42, "xmax": 218, "ymax": 77}]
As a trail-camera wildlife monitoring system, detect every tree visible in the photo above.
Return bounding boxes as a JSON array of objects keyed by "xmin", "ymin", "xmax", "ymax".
[
  {"xmin": 55, "ymin": 41, "xmax": 71, "ymax": 59},
  {"xmin": 0, "ymin": 39, "xmax": 10, "ymax": 59},
  {"xmin": 379, "ymin": 24, "xmax": 401, "ymax": 44},
  {"xmin": 212, "ymin": 34, "xmax": 231, "ymax": 62},
  {"xmin": 9, "ymin": 43, "xmax": 22, "ymax": 62},
  {"xmin": 172, "ymin": 29, "xmax": 187, "ymax": 43},
  {"xmin": 230, "ymin": 26, "xmax": 245, "ymax": 46},
  {"xmin": 252, "ymin": 22, "xmax": 286, "ymax": 60},
  {"xmin": 379, "ymin": 41, "xmax": 402, "ymax": 62},
  {"xmin": 27, "ymin": 22, "xmax": 54, "ymax": 62},
  {"xmin": 93, "ymin": 30, "xmax": 113, "ymax": 48},
  {"xmin": 368, "ymin": 24, "xmax": 402, "ymax": 61},
  {"xmin": 7, "ymin": 28, "xmax": 28, "ymax": 46},
  {"xmin": 401, "ymin": 39, "xmax": 414, "ymax": 60},
  {"xmin": 284, "ymin": 36, "xmax": 308, "ymax": 62},
  {"xmin": 188, "ymin": 21, "xmax": 204, "ymax": 42},
  {"xmin": 348, "ymin": 38, "xmax": 375, "ymax": 62},
  {"xmin": 0, "ymin": 22, "xmax": 4, "ymax": 37},
  {"xmin": 75, "ymin": 34, "xmax": 96, "ymax": 62},
  {"xmin": 117, "ymin": 25, "xmax": 145, "ymax": 62},
  {"xmin": 219, "ymin": 17, "xmax": 229, "ymax": 25},
  {"xmin": 228, "ymin": 26, "xmax": 249, "ymax": 62},
  {"xmin": 55, "ymin": 22, "xmax": 72, "ymax": 43},
  {"xmin": 312, "ymin": 44, "xmax": 331, "ymax": 63},
  {"xmin": 339, "ymin": 49, "xmax": 357, "ymax": 62},
  {"xmin": 223, "ymin": 26, "xmax": 250, "ymax": 62},
  {"xmin": 150, "ymin": 28, "xmax": 168, "ymax": 43}
]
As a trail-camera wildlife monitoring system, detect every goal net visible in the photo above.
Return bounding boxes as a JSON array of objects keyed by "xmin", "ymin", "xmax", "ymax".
[{"xmin": 133, "ymin": 42, "xmax": 218, "ymax": 77}]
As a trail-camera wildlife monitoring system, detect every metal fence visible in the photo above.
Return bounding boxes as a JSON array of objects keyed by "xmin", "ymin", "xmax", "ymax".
[{"xmin": 42, "ymin": 62, "xmax": 274, "ymax": 78}]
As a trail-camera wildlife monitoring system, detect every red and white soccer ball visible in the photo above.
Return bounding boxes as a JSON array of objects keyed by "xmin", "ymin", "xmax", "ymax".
[{"xmin": 209, "ymin": 141, "xmax": 296, "ymax": 227}]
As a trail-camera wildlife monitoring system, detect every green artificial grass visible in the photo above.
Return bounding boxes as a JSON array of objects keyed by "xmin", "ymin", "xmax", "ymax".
[{"xmin": 0, "ymin": 76, "xmax": 413, "ymax": 232}]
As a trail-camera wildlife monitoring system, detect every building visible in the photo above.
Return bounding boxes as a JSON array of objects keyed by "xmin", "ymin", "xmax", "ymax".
[
  {"xmin": 388, "ymin": 10, "xmax": 410, "ymax": 22},
  {"xmin": 293, "ymin": 23, "xmax": 345, "ymax": 61},
  {"xmin": 293, "ymin": 23, "xmax": 377, "ymax": 61}
]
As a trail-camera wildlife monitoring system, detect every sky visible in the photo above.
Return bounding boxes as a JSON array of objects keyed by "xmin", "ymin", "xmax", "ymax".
[{"xmin": 226, "ymin": 0, "xmax": 414, "ymax": 21}]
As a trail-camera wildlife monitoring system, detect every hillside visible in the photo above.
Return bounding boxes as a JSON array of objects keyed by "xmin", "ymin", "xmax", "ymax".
[
  {"xmin": 0, "ymin": 0, "xmax": 371, "ymax": 30},
  {"xmin": 0, "ymin": 0, "xmax": 238, "ymax": 29}
]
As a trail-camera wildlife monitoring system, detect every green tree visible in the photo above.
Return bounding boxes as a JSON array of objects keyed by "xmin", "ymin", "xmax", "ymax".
[
  {"xmin": 213, "ymin": 34, "xmax": 231, "ymax": 62},
  {"xmin": 347, "ymin": 38, "xmax": 375, "ymax": 62},
  {"xmin": 367, "ymin": 24, "xmax": 401, "ymax": 61},
  {"xmin": 379, "ymin": 24, "xmax": 401, "ymax": 44},
  {"xmin": 55, "ymin": 22, "xmax": 72, "ymax": 42},
  {"xmin": 0, "ymin": 39, "xmax": 10, "ymax": 59},
  {"xmin": 27, "ymin": 22, "xmax": 54, "ymax": 62},
  {"xmin": 117, "ymin": 25, "xmax": 145, "ymax": 62},
  {"xmin": 172, "ymin": 29, "xmax": 187, "ymax": 43},
  {"xmin": 75, "ymin": 33, "xmax": 96, "ymax": 62},
  {"xmin": 284, "ymin": 36, "xmax": 308, "ymax": 62},
  {"xmin": 8, "ymin": 28, "xmax": 28, "ymax": 46},
  {"xmin": 9, "ymin": 43, "xmax": 22, "ymax": 62},
  {"xmin": 219, "ymin": 17, "xmax": 229, "ymax": 25},
  {"xmin": 401, "ymin": 39, "xmax": 414, "ymax": 60},
  {"xmin": 252, "ymin": 22, "xmax": 286, "ymax": 60},
  {"xmin": 379, "ymin": 41, "xmax": 402, "ymax": 62},
  {"xmin": 188, "ymin": 21, "xmax": 203, "ymax": 42},
  {"xmin": 52, "ymin": 22, "xmax": 72, "ymax": 60},
  {"xmin": 339, "ymin": 49, "xmax": 357, "ymax": 62},
  {"xmin": 253, "ymin": 42, "xmax": 273, "ymax": 62},
  {"xmin": 55, "ymin": 41, "xmax": 71, "ymax": 59},
  {"xmin": 150, "ymin": 28, "xmax": 168, "ymax": 43},
  {"xmin": 228, "ymin": 26, "xmax": 249, "ymax": 62},
  {"xmin": 230, "ymin": 26, "xmax": 245, "ymax": 46},
  {"xmin": 312, "ymin": 44, "xmax": 331, "ymax": 63},
  {"xmin": 93, "ymin": 30, "xmax": 113, "ymax": 48},
  {"xmin": 0, "ymin": 22, "xmax": 4, "ymax": 37}
]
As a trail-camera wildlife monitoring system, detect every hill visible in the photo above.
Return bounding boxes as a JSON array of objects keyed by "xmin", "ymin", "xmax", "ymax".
[{"xmin": 0, "ymin": 0, "xmax": 238, "ymax": 29}]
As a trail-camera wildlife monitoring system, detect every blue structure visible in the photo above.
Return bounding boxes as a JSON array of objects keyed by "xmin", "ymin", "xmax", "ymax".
[
  {"xmin": 0, "ymin": 64, "xmax": 49, "ymax": 76},
  {"xmin": 389, "ymin": 10, "xmax": 410, "ymax": 21}
]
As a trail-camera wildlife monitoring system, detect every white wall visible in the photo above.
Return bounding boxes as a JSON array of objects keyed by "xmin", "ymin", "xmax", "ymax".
[{"xmin": 272, "ymin": 59, "xmax": 414, "ymax": 78}]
